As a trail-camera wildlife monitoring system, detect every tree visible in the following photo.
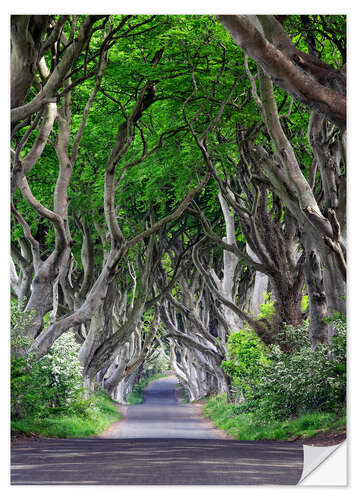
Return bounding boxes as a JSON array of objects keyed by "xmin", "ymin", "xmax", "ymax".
[
  {"xmin": 10, "ymin": 14, "xmax": 347, "ymax": 407},
  {"xmin": 216, "ymin": 15, "xmax": 346, "ymax": 128}
]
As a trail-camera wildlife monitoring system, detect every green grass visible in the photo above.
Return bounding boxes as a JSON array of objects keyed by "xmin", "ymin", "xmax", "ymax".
[
  {"xmin": 126, "ymin": 373, "xmax": 168, "ymax": 404},
  {"xmin": 11, "ymin": 390, "xmax": 121, "ymax": 439},
  {"xmin": 203, "ymin": 395, "xmax": 346, "ymax": 441}
]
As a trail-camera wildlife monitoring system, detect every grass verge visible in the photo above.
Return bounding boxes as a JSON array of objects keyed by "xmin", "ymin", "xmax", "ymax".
[
  {"xmin": 203, "ymin": 395, "xmax": 346, "ymax": 441},
  {"xmin": 126, "ymin": 373, "xmax": 168, "ymax": 404},
  {"xmin": 11, "ymin": 390, "xmax": 121, "ymax": 439}
]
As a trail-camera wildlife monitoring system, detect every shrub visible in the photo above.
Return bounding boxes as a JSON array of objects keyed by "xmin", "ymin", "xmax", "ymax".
[
  {"xmin": 12, "ymin": 390, "xmax": 121, "ymax": 438},
  {"xmin": 203, "ymin": 394, "xmax": 346, "ymax": 441},
  {"xmin": 222, "ymin": 327, "xmax": 269, "ymax": 401},
  {"xmin": 11, "ymin": 305, "xmax": 84, "ymax": 418},
  {"xmin": 257, "ymin": 292, "xmax": 275, "ymax": 324},
  {"xmin": 29, "ymin": 331, "xmax": 84, "ymax": 416},
  {"xmin": 222, "ymin": 318, "xmax": 346, "ymax": 420},
  {"xmin": 10, "ymin": 299, "xmax": 35, "ymax": 358},
  {"xmin": 275, "ymin": 320, "xmax": 311, "ymax": 351}
]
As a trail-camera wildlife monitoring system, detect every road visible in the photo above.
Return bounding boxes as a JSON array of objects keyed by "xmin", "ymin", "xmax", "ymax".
[
  {"xmin": 11, "ymin": 376, "xmax": 304, "ymax": 485},
  {"xmin": 99, "ymin": 375, "xmax": 228, "ymax": 439}
]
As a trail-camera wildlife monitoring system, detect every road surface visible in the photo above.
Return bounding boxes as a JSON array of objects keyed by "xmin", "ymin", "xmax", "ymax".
[
  {"xmin": 100, "ymin": 375, "xmax": 227, "ymax": 439},
  {"xmin": 11, "ymin": 376, "xmax": 304, "ymax": 485}
]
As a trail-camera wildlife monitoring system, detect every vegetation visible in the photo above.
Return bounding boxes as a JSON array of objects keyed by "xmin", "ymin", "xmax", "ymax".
[
  {"xmin": 12, "ymin": 391, "xmax": 120, "ymax": 438},
  {"xmin": 140, "ymin": 351, "xmax": 170, "ymax": 380},
  {"xmin": 204, "ymin": 317, "xmax": 346, "ymax": 440},
  {"xmin": 10, "ymin": 15, "xmax": 346, "ymax": 440},
  {"xmin": 203, "ymin": 396, "xmax": 346, "ymax": 441},
  {"xmin": 11, "ymin": 330, "xmax": 83, "ymax": 419},
  {"xmin": 11, "ymin": 304, "xmax": 121, "ymax": 438}
]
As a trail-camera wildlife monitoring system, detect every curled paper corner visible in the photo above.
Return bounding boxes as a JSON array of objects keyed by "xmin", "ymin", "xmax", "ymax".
[{"xmin": 299, "ymin": 440, "xmax": 347, "ymax": 486}]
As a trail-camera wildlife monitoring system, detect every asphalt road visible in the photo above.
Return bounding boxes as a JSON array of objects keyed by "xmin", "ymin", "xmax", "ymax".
[
  {"xmin": 11, "ymin": 376, "xmax": 304, "ymax": 485},
  {"xmin": 100, "ymin": 375, "xmax": 228, "ymax": 439}
]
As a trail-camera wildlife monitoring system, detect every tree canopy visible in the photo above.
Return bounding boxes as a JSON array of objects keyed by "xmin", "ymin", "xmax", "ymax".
[{"xmin": 11, "ymin": 14, "xmax": 346, "ymax": 404}]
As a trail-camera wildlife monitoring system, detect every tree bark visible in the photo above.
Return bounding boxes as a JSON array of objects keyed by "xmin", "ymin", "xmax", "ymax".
[
  {"xmin": 302, "ymin": 233, "xmax": 328, "ymax": 349},
  {"xmin": 11, "ymin": 16, "xmax": 49, "ymax": 109},
  {"xmin": 217, "ymin": 15, "xmax": 346, "ymax": 128}
]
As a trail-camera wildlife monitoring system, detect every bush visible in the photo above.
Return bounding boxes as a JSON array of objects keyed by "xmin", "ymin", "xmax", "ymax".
[
  {"xmin": 30, "ymin": 331, "xmax": 83, "ymax": 416},
  {"xmin": 11, "ymin": 308, "xmax": 84, "ymax": 418},
  {"xmin": 10, "ymin": 304, "xmax": 121, "ymax": 439},
  {"xmin": 257, "ymin": 292, "xmax": 275, "ymax": 324},
  {"xmin": 10, "ymin": 300, "xmax": 36, "ymax": 358},
  {"xmin": 12, "ymin": 390, "xmax": 121, "ymax": 438},
  {"xmin": 222, "ymin": 318, "xmax": 346, "ymax": 420},
  {"xmin": 222, "ymin": 327, "xmax": 269, "ymax": 401},
  {"xmin": 203, "ymin": 394, "xmax": 346, "ymax": 441}
]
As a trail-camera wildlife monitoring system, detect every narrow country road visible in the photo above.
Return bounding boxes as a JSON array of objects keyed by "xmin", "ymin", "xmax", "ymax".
[
  {"xmin": 100, "ymin": 375, "xmax": 227, "ymax": 439},
  {"xmin": 11, "ymin": 376, "xmax": 304, "ymax": 485}
]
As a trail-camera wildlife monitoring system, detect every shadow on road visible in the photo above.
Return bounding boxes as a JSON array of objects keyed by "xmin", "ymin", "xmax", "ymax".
[{"xmin": 11, "ymin": 438, "xmax": 303, "ymax": 485}]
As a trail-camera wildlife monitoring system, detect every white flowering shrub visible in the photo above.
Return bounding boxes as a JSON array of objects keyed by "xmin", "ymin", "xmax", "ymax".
[
  {"xmin": 11, "ymin": 324, "xmax": 84, "ymax": 418},
  {"xmin": 32, "ymin": 331, "xmax": 83, "ymax": 411}
]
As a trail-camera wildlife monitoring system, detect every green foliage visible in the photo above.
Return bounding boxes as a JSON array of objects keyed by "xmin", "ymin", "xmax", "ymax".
[
  {"xmin": 11, "ymin": 331, "xmax": 84, "ymax": 419},
  {"xmin": 256, "ymin": 292, "xmax": 275, "ymax": 323},
  {"xmin": 11, "ymin": 301, "xmax": 120, "ymax": 437},
  {"xmin": 301, "ymin": 295, "xmax": 309, "ymax": 313},
  {"xmin": 141, "ymin": 353, "xmax": 170, "ymax": 379},
  {"xmin": 11, "ymin": 391, "xmax": 121, "ymax": 438},
  {"xmin": 11, "ymin": 304, "xmax": 85, "ymax": 419},
  {"xmin": 226, "ymin": 319, "xmax": 346, "ymax": 420},
  {"xmin": 287, "ymin": 15, "xmax": 346, "ymax": 68},
  {"xmin": 222, "ymin": 327, "xmax": 269, "ymax": 400},
  {"xmin": 323, "ymin": 310, "xmax": 346, "ymax": 324},
  {"xmin": 275, "ymin": 320, "xmax": 311, "ymax": 351},
  {"xmin": 10, "ymin": 299, "xmax": 36, "ymax": 358},
  {"xmin": 10, "ymin": 16, "xmax": 346, "ymax": 440},
  {"xmin": 203, "ymin": 394, "xmax": 346, "ymax": 441}
]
